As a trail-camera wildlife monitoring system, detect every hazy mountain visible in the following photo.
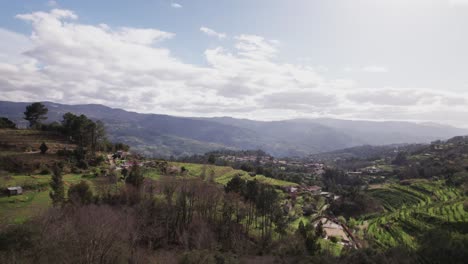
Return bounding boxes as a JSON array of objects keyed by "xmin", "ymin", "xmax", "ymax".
[{"xmin": 1, "ymin": 101, "xmax": 467, "ymax": 157}]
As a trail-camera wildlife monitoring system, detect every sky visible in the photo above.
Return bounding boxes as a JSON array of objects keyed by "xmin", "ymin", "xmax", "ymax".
[{"xmin": 0, "ymin": 0, "xmax": 467, "ymax": 127}]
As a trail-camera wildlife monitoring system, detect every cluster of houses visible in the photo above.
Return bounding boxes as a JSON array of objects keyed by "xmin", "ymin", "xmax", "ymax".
[
  {"xmin": 285, "ymin": 185, "xmax": 340, "ymax": 202},
  {"xmin": 218, "ymin": 155, "xmax": 326, "ymax": 176},
  {"xmin": 346, "ymin": 166, "xmax": 383, "ymax": 177},
  {"xmin": 218, "ymin": 155, "xmax": 273, "ymax": 164},
  {"xmin": 110, "ymin": 151, "xmax": 146, "ymax": 170}
]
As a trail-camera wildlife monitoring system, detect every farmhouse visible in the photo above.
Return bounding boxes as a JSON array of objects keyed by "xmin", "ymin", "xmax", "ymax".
[
  {"xmin": 315, "ymin": 217, "xmax": 354, "ymax": 247},
  {"xmin": 285, "ymin": 186, "xmax": 298, "ymax": 193},
  {"xmin": 304, "ymin": 185, "xmax": 322, "ymax": 195},
  {"xmin": 6, "ymin": 186, "xmax": 23, "ymax": 196}
]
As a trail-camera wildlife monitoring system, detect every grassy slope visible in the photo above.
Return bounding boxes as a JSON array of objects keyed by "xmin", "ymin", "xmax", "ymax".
[
  {"xmin": 171, "ymin": 162, "xmax": 298, "ymax": 187},
  {"xmin": 0, "ymin": 174, "xmax": 91, "ymax": 224},
  {"xmin": 1, "ymin": 162, "xmax": 297, "ymax": 225}
]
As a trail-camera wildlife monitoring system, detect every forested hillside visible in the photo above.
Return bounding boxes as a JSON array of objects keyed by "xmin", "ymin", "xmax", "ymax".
[{"xmin": 1, "ymin": 101, "xmax": 466, "ymax": 158}]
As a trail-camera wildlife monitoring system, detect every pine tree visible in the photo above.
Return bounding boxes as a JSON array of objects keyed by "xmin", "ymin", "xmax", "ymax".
[
  {"xmin": 50, "ymin": 164, "xmax": 65, "ymax": 206},
  {"xmin": 24, "ymin": 102, "xmax": 48, "ymax": 128},
  {"xmin": 39, "ymin": 142, "xmax": 48, "ymax": 154},
  {"xmin": 298, "ymin": 220, "xmax": 307, "ymax": 238}
]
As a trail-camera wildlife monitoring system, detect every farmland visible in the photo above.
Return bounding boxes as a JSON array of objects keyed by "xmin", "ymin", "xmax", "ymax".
[
  {"xmin": 362, "ymin": 180, "xmax": 468, "ymax": 249},
  {"xmin": 0, "ymin": 163, "xmax": 297, "ymax": 225},
  {"xmin": 0, "ymin": 174, "xmax": 92, "ymax": 224}
]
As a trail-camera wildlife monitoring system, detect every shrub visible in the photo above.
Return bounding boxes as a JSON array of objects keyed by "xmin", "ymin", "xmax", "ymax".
[
  {"xmin": 39, "ymin": 142, "xmax": 48, "ymax": 154},
  {"xmin": 68, "ymin": 181, "xmax": 93, "ymax": 205},
  {"xmin": 39, "ymin": 168, "xmax": 50, "ymax": 175}
]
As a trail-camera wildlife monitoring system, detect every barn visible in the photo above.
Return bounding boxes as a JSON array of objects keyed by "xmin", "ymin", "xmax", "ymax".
[{"xmin": 6, "ymin": 186, "xmax": 23, "ymax": 196}]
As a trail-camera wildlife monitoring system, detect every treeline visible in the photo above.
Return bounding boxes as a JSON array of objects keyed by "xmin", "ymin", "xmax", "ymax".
[
  {"xmin": 0, "ymin": 102, "xmax": 130, "ymax": 173},
  {"xmin": 21, "ymin": 102, "xmax": 129, "ymax": 153},
  {"xmin": 0, "ymin": 117, "xmax": 16, "ymax": 129},
  {"xmin": 322, "ymin": 168, "xmax": 383, "ymax": 218}
]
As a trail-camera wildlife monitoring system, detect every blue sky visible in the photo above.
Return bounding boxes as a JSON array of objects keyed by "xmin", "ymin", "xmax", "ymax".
[{"xmin": 0, "ymin": 0, "xmax": 467, "ymax": 127}]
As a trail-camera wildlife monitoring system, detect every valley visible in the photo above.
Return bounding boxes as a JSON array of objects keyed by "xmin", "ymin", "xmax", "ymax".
[{"xmin": 0, "ymin": 103, "xmax": 467, "ymax": 263}]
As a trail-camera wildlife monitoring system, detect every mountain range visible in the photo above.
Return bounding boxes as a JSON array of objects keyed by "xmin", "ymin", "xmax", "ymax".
[{"xmin": 1, "ymin": 101, "xmax": 467, "ymax": 157}]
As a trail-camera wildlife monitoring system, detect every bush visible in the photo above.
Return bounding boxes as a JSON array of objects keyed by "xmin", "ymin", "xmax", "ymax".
[
  {"xmin": 77, "ymin": 160, "xmax": 88, "ymax": 170},
  {"xmin": 0, "ymin": 117, "xmax": 16, "ymax": 129},
  {"xmin": 68, "ymin": 181, "xmax": 93, "ymax": 205},
  {"xmin": 39, "ymin": 168, "xmax": 50, "ymax": 175},
  {"xmin": 39, "ymin": 142, "xmax": 48, "ymax": 154}
]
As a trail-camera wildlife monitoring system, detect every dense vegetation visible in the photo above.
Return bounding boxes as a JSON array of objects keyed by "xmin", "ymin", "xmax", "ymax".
[{"xmin": 0, "ymin": 103, "xmax": 467, "ymax": 263}]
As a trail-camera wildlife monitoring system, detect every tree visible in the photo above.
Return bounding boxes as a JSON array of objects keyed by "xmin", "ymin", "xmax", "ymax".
[
  {"xmin": 393, "ymin": 152, "xmax": 408, "ymax": 166},
  {"xmin": 125, "ymin": 164, "xmax": 144, "ymax": 188},
  {"xmin": 49, "ymin": 164, "xmax": 65, "ymax": 206},
  {"xmin": 39, "ymin": 142, "xmax": 48, "ymax": 154},
  {"xmin": 61, "ymin": 113, "xmax": 107, "ymax": 152},
  {"xmin": 225, "ymin": 175, "xmax": 246, "ymax": 193},
  {"xmin": 0, "ymin": 117, "xmax": 16, "ymax": 128},
  {"xmin": 24, "ymin": 102, "xmax": 48, "ymax": 128},
  {"xmin": 68, "ymin": 181, "xmax": 93, "ymax": 205},
  {"xmin": 207, "ymin": 154, "xmax": 216, "ymax": 164},
  {"xmin": 305, "ymin": 234, "xmax": 320, "ymax": 255},
  {"xmin": 297, "ymin": 220, "xmax": 307, "ymax": 239},
  {"xmin": 316, "ymin": 221, "xmax": 326, "ymax": 238}
]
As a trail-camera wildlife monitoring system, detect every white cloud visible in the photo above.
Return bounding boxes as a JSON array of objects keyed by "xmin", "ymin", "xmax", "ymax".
[
  {"xmin": 449, "ymin": 0, "xmax": 468, "ymax": 6},
  {"xmin": 345, "ymin": 65, "xmax": 389, "ymax": 73},
  {"xmin": 0, "ymin": 9, "xmax": 467, "ymax": 127},
  {"xmin": 171, "ymin": 3, "xmax": 182, "ymax": 8},
  {"xmin": 234, "ymin": 34, "xmax": 279, "ymax": 60},
  {"xmin": 200, "ymin": 26, "xmax": 226, "ymax": 39}
]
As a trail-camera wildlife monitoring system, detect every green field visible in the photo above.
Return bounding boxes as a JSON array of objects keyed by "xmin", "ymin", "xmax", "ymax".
[
  {"xmin": 171, "ymin": 162, "xmax": 298, "ymax": 187},
  {"xmin": 363, "ymin": 180, "xmax": 468, "ymax": 249},
  {"xmin": 0, "ymin": 174, "xmax": 91, "ymax": 224}
]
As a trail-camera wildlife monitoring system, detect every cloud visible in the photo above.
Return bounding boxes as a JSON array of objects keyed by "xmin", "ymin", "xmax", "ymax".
[
  {"xmin": 234, "ymin": 34, "xmax": 279, "ymax": 60},
  {"xmin": 0, "ymin": 28, "xmax": 34, "ymax": 64},
  {"xmin": 449, "ymin": 0, "xmax": 468, "ymax": 6},
  {"xmin": 171, "ymin": 3, "xmax": 182, "ymax": 8},
  {"xmin": 261, "ymin": 91, "xmax": 337, "ymax": 109},
  {"xmin": 346, "ymin": 88, "xmax": 467, "ymax": 107},
  {"xmin": 0, "ymin": 9, "xmax": 467, "ymax": 127},
  {"xmin": 200, "ymin": 26, "xmax": 226, "ymax": 39},
  {"xmin": 362, "ymin": 66, "xmax": 388, "ymax": 73}
]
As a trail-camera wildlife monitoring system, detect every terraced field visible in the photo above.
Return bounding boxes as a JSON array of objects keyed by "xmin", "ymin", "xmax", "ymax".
[
  {"xmin": 362, "ymin": 180, "xmax": 468, "ymax": 249},
  {"xmin": 0, "ymin": 129, "xmax": 75, "ymax": 153}
]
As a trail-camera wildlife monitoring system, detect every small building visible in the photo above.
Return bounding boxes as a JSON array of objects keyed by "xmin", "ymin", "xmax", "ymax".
[
  {"xmin": 304, "ymin": 185, "xmax": 322, "ymax": 195},
  {"xmin": 287, "ymin": 186, "xmax": 298, "ymax": 193},
  {"xmin": 6, "ymin": 186, "xmax": 23, "ymax": 196},
  {"xmin": 347, "ymin": 171, "xmax": 363, "ymax": 177}
]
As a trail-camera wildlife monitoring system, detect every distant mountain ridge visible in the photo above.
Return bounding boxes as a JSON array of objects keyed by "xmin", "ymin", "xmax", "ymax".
[{"xmin": 1, "ymin": 101, "xmax": 467, "ymax": 157}]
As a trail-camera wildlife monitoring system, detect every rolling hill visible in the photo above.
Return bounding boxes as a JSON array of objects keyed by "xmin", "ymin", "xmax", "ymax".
[{"xmin": 1, "ymin": 101, "xmax": 467, "ymax": 157}]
